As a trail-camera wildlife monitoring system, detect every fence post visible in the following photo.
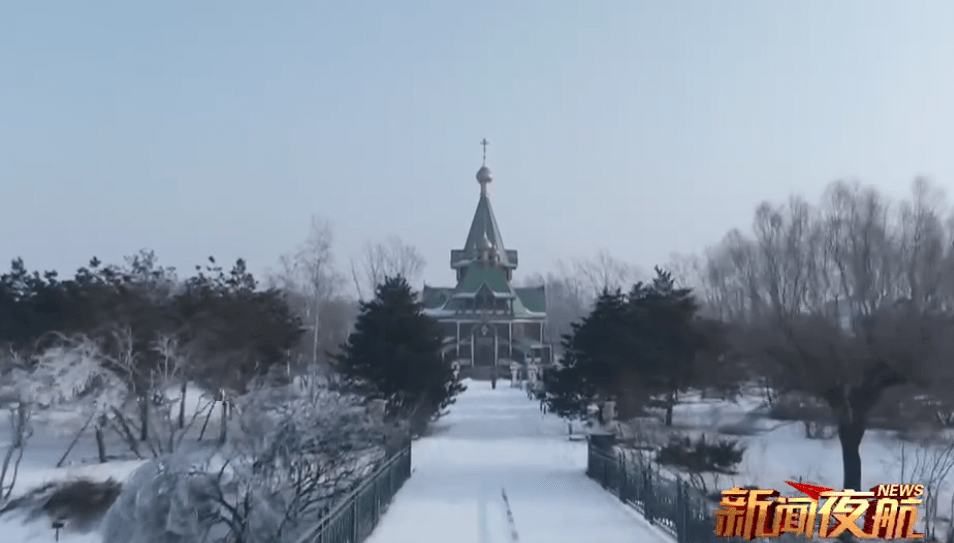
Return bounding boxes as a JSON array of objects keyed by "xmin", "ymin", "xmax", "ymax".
[
  {"xmin": 618, "ymin": 452, "xmax": 627, "ymax": 502},
  {"xmin": 644, "ymin": 464, "xmax": 654, "ymax": 524},
  {"xmin": 676, "ymin": 480, "xmax": 685, "ymax": 543},
  {"xmin": 351, "ymin": 496, "xmax": 359, "ymax": 542},
  {"xmin": 683, "ymin": 481, "xmax": 693, "ymax": 543},
  {"xmin": 389, "ymin": 455, "xmax": 395, "ymax": 497},
  {"xmin": 404, "ymin": 447, "xmax": 411, "ymax": 482},
  {"xmin": 373, "ymin": 478, "xmax": 380, "ymax": 527},
  {"xmin": 586, "ymin": 442, "xmax": 592, "ymax": 477}
]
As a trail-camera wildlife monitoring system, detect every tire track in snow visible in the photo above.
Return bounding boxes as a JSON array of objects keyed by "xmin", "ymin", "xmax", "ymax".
[{"xmin": 500, "ymin": 487, "xmax": 519, "ymax": 542}]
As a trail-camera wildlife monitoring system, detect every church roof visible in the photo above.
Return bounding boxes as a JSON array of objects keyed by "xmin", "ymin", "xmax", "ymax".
[
  {"xmin": 423, "ymin": 146, "xmax": 544, "ymax": 320},
  {"xmin": 452, "ymin": 191, "xmax": 516, "ymax": 268},
  {"xmin": 450, "ymin": 155, "xmax": 518, "ymax": 269},
  {"xmin": 514, "ymin": 285, "xmax": 546, "ymax": 313},
  {"xmin": 455, "ymin": 264, "xmax": 512, "ymax": 295},
  {"xmin": 422, "ymin": 268, "xmax": 547, "ymax": 320}
]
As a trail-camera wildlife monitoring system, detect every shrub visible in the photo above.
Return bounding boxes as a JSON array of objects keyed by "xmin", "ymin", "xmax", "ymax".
[
  {"xmin": 0, "ymin": 478, "xmax": 122, "ymax": 532},
  {"xmin": 656, "ymin": 434, "xmax": 746, "ymax": 474}
]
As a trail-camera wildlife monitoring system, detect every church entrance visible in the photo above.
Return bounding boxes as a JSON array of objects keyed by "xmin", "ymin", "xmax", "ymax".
[{"xmin": 472, "ymin": 322, "xmax": 496, "ymax": 366}]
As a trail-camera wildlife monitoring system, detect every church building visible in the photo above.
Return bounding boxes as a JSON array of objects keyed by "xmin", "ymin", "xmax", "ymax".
[{"xmin": 422, "ymin": 143, "xmax": 553, "ymax": 372}]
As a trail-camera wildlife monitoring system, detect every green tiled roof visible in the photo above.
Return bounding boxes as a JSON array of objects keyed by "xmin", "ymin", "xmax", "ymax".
[
  {"xmin": 511, "ymin": 294, "xmax": 538, "ymax": 318},
  {"xmin": 455, "ymin": 264, "xmax": 513, "ymax": 295},
  {"xmin": 450, "ymin": 189, "xmax": 517, "ymax": 269},
  {"xmin": 421, "ymin": 286, "xmax": 453, "ymax": 309},
  {"xmin": 438, "ymin": 292, "xmax": 543, "ymax": 318},
  {"xmin": 422, "ymin": 268, "xmax": 546, "ymax": 319},
  {"xmin": 461, "ymin": 193, "xmax": 511, "ymax": 265},
  {"xmin": 515, "ymin": 286, "xmax": 546, "ymax": 313},
  {"xmin": 424, "ymin": 167, "xmax": 544, "ymax": 320}
]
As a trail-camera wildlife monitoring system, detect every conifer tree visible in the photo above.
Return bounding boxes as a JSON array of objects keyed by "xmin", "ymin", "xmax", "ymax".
[
  {"xmin": 546, "ymin": 268, "xmax": 725, "ymax": 423},
  {"xmin": 628, "ymin": 267, "xmax": 710, "ymax": 425},
  {"xmin": 546, "ymin": 288, "xmax": 633, "ymax": 419},
  {"xmin": 336, "ymin": 275, "xmax": 464, "ymax": 433}
]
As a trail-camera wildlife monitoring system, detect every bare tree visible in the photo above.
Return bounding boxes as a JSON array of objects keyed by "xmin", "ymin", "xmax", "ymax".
[
  {"xmin": 665, "ymin": 253, "xmax": 705, "ymax": 291},
  {"xmin": 264, "ymin": 253, "xmax": 300, "ymax": 292},
  {"xmin": 893, "ymin": 435, "xmax": 954, "ymax": 541},
  {"xmin": 897, "ymin": 177, "xmax": 948, "ymax": 311},
  {"xmin": 351, "ymin": 236, "xmax": 425, "ymax": 301},
  {"xmin": 752, "ymin": 197, "xmax": 817, "ymax": 318},
  {"xmin": 570, "ymin": 249, "xmax": 640, "ymax": 297},
  {"xmin": 527, "ymin": 251, "xmax": 640, "ymax": 349},
  {"xmin": 152, "ymin": 332, "xmax": 190, "ymax": 430},
  {"xmin": 522, "ymin": 267, "xmax": 591, "ymax": 346},
  {"xmin": 699, "ymin": 229, "xmax": 765, "ymax": 322},
  {"xmin": 821, "ymin": 180, "xmax": 898, "ymax": 319},
  {"xmin": 702, "ymin": 180, "xmax": 954, "ymax": 493},
  {"xmin": 293, "ymin": 216, "xmax": 344, "ymax": 365}
]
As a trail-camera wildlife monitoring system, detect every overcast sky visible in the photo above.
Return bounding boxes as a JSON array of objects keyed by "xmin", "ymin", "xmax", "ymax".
[{"xmin": 3, "ymin": 1, "xmax": 954, "ymax": 289}]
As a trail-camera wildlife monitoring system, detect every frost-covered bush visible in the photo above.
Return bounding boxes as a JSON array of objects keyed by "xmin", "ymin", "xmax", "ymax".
[
  {"xmin": 100, "ymin": 447, "xmax": 226, "ymax": 543},
  {"xmin": 101, "ymin": 383, "xmax": 397, "ymax": 543},
  {"xmin": 12, "ymin": 337, "xmax": 128, "ymax": 415}
]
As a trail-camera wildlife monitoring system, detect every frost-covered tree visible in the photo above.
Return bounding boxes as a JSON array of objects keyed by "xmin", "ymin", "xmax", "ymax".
[
  {"xmin": 100, "ymin": 385, "xmax": 391, "ymax": 543},
  {"xmin": 0, "ymin": 253, "xmax": 304, "ymax": 457},
  {"xmin": 3, "ymin": 335, "xmax": 130, "ymax": 464}
]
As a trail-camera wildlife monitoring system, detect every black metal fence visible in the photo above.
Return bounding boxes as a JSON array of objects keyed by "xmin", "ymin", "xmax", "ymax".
[
  {"xmin": 295, "ymin": 444, "xmax": 412, "ymax": 543},
  {"xmin": 587, "ymin": 438, "xmax": 749, "ymax": 543}
]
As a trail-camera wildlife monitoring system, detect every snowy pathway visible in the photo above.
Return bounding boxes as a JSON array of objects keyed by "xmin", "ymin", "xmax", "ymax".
[{"xmin": 364, "ymin": 379, "xmax": 673, "ymax": 543}]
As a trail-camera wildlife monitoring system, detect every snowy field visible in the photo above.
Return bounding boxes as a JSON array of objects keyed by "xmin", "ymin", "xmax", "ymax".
[
  {"xmin": 661, "ymin": 390, "xmax": 936, "ymax": 496},
  {"xmin": 364, "ymin": 380, "xmax": 674, "ymax": 543}
]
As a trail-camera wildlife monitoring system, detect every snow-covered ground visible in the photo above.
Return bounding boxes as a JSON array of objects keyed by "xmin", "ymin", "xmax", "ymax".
[
  {"xmin": 637, "ymin": 388, "xmax": 953, "ymax": 538},
  {"xmin": 4, "ymin": 379, "xmax": 949, "ymax": 542},
  {"xmin": 364, "ymin": 380, "xmax": 674, "ymax": 543},
  {"xmin": 0, "ymin": 425, "xmax": 145, "ymax": 543},
  {"xmin": 664, "ymin": 390, "xmax": 926, "ymax": 493},
  {"xmin": 0, "ymin": 383, "xmax": 221, "ymax": 543}
]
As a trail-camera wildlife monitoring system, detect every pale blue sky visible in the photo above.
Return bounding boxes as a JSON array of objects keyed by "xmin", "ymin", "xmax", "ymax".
[{"xmin": 3, "ymin": 1, "xmax": 954, "ymax": 288}]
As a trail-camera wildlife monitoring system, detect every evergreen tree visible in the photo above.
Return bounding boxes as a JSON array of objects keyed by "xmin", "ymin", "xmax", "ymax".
[
  {"xmin": 628, "ymin": 267, "xmax": 710, "ymax": 425},
  {"xmin": 546, "ymin": 268, "xmax": 726, "ymax": 423},
  {"xmin": 176, "ymin": 257, "xmax": 304, "ymax": 394},
  {"xmin": 546, "ymin": 289, "xmax": 636, "ymax": 419},
  {"xmin": 335, "ymin": 275, "xmax": 464, "ymax": 433}
]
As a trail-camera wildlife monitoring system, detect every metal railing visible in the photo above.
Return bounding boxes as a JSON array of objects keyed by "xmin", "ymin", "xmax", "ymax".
[
  {"xmin": 295, "ymin": 443, "xmax": 412, "ymax": 543},
  {"xmin": 587, "ymin": 439, "xmax": 747, "ymax": 543}
]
